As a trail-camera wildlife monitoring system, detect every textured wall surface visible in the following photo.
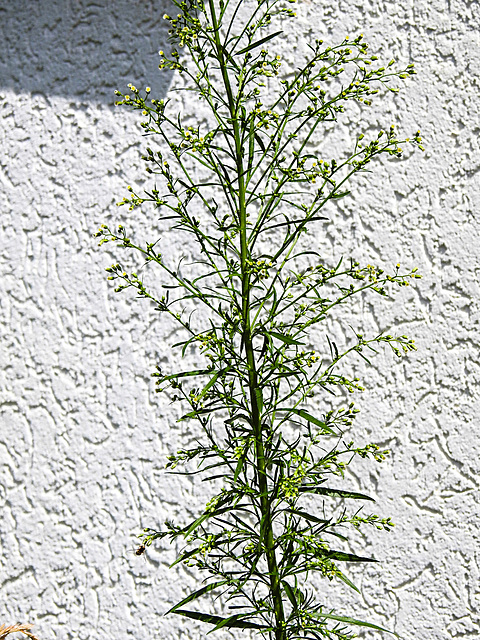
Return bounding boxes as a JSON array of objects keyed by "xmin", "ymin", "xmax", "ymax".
[{"xmin": 1, "ymin": 1, "xmax": 479, "ymax": 639}]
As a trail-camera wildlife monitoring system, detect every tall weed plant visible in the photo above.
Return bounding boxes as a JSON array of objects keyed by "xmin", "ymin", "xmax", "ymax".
[{"xmin": 95, "ymin": 1, "xmax": 422, "ymax": 638}]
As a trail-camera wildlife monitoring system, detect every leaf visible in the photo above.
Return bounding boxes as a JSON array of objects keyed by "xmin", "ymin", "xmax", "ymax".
[
  {"xmin": 325, "ymin": 530, "xmax": 349, "ymax": 542},
  {"xmin": 254, "ymin": 132, "xmax": 266, "ymax": 152},
  {"xmin": 319, "ymin": 549, "xmax": 377, "ymax": 563},
  {"xmin": 162, "ymin": 369, "xmax": 212, "ymax": 382},
  {"xmin": 197, "ymin": 368, "xmax": 229, "ymax": 402},
  {"xmin": 311, "ymin": 611, "xmax": 397, "ymax": 635},
  {"xmin": 236, "ymin": 31, "xmax": 283, "ymax": 56},
  {"xmin": 173, "ymin": 610, "xmax": 264, "ymax": 630},
  {"xmin": 247, "ymin": 116, "xmax": 255, "ymax": 174},
  {"xmin": 279, "ymin": 408, "xmax": 338, "ymax": 436},
  {"xmin": 184, "ymin": 503, "xmax": 241, "ymax": 538},
  {"xmin": 224, "ymin": 413, "xmax": 251, "ymax": 426},
  {"xmin": 209, "ymin": 615, "xmax": 258, "ymax": 634},
  {"xmin": 179, "ymin": 408, "xmax": 217, "ymax": 420},
  {"xmin": 184, "ymin": 512, "xmax": 211, "ymax": 537},
  {"xmin": 202, "ymin": 473, "xmax": 230, "ymax": 482},
  {"xmin": 297, "ymin": 486, "xmax": 375, "ymax": 502},
  {"xmin": 269, "ymin": 331, "xmax": 305, "ymax": 346},
  {"xmin": 326, "ymin": 335, "xmax": 339, "ymax": 361},
  {"xmin": 233, "ymin": 454, "xmax": 246, "ymax": 483},
  {"xmin": 331, "ymin": 190, "xmax": 351, "ymax": 199},
  {"xmin": 263, "ymin": 216, "xmax": 328, "ymax": 231},
  {"xmin": 220, "ymin": 45, "xmax": 240, "ymax": 71},
  {"xmin": 255, "ymin": 387, "xmax": 263, "ymax": 415},
  {"xmin": 281, "ymin": 580, "xmax": 298, "ymax": 609},
  {"xmin": 335, "ymin": 570, "xmax": 360, "ymax": 594},
  {"xmin": 166, "ymin": 581, "xmax": 229, "ymax": 614},
  {"xmin": 285, "ymin": 508, "xmax": 330, "ymax": 525},
  {"xmin": 170, "ymin": 547, "xmax": 200, "ymax": 568}
]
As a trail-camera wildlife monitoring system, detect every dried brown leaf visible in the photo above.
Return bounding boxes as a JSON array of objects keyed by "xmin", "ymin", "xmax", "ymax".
[{"xmin": 0, "ymin": 624, "xmax": 40, "ymax": 640}]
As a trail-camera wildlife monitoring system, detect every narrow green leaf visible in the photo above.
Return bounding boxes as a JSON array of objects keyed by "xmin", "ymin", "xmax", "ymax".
[
  {"xmin": 279, "ymin": 408, "xmax": 338, "ymax": 436},
  {"xmin": 174, "ymin": 610, "xmax": 264, "ymax": 630},
  {"xmin": 233, "ymin": 455, "xmax": 245, "ymax": 483},
  {"xmin": 166, "ymin": 581, "xmax": 229, "ymax": 614},
  {"xmin": 263, "ymin": 215, "xmax": 328, "ymax": 231},
  {"xmin": 236, "ymin": 31, "xmax": 283, "ymax": 56},
  {"xmin": 326, "ymin": 335, "xmax": 339, "ymax": 361},
  {"xmin": 209, "ymin": 615, "xmax": 254, "ymax": 633},
  {"xmin": 184, "ymin": 512, "xmax": 210, "ymax": 537},
  {"xmin": 331, "ymin": 190, "xmax": 351, "ymax": 199},
  {"xmin": 269, "ymin": 331, "xmax": 305, "ymax": 346},
  {"xmin": 311, "ymin": 611, "xmax": 396, "ymax": 635},
  {"xmin": 297, "ymin": 486, "xmax": 375, "ymax": 502},
  {"xmin": 179, "ymin": 407, "xmax": 219, "ymax": 420},
  {"xmin": 325, "ymin": 530, "xmax": 349, "ymax": 542},
  {"xmin": 247, "ymin": 116, "xmax": 255, "ymax": 175},
  {"xmin": 335, "ymin": 570, "xmax": 361, "ymax": 594},
  {"xmin": 162, "ymin": 369, "xmax": 211, "ymax": 381},
  {"xmin": 254, "ymin": 132, "xmax": 266, "ymax": 152},
  {"xmin": 285, "ymin": 508, "xmax": 329, "ymax": 525},
  {"xmin": 202, "ymin": 473, "xmax": 230, "ymax": 482},
  {"xmin": 319, "ymin": 549, "xmax": 377, "ymax": 563},
  {"xmin": 197, "ymin": 368, "xmax": 228, "ymax": 401},
  {"xmin": 224, "ymin": 414, "xmax": 251, "ymax": 426},
  {"xmin": 281, "ymin": 580, "xmax": 297, "ymax": 609},
  {"xmin": 255, "ymin": 387, "xmax": 263, "ymax": 415},
  {"xmin": 184, "ymin": 502, "xmax": 243, "ymax": 538},
  {"xmin": 170, "ymin": 547, "xmax": 199, "ymax": 568}
]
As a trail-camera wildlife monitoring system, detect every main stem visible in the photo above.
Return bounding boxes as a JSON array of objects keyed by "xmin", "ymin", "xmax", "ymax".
[{"xmin": 207, "ymin": 3, "xmax": 286, "ymax": 638}]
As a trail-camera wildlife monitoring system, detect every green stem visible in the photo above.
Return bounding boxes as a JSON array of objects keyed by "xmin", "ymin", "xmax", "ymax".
[{"xmin": 207, "ymin": 2, "xmax": 286, "ymax": 638}]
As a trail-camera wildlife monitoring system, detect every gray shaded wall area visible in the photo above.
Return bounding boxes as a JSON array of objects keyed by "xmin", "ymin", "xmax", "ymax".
[
  {"xmin": 1, "ymin": 0, "xmax": 479, "ymax": 639},
  {"xmin": 0, "ymin": 0, "xmax": 174, "ymax": 101}
]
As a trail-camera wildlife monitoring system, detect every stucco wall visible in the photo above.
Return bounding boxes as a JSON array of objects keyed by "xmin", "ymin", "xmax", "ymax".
[{"xmin": 1, "ymin": 1, "xmax": 479, "ymax": 639}]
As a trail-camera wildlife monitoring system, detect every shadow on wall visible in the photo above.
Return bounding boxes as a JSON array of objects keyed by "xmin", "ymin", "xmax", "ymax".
[{"xmin": 0, "ymin": 0, "xmax": 175, "ymax": 104}]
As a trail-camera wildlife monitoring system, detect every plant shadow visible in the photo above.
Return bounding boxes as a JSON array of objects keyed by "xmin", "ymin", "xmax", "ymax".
[{"xmin": 0, "ymin": 0, "xmax": 175, "ymax": 104}]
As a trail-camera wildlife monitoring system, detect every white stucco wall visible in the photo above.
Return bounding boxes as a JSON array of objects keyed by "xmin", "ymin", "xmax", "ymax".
[{"xmin": 1, "ymin": 1, "xmax": 479, "ymax": 639}]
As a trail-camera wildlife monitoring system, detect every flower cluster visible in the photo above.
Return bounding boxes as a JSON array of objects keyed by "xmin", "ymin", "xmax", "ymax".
[
  {"xmin": 345, "ymin": 441, "xmax": 390, "ymax": 463},
  {"xmin": 249, "ymin": 49, "xmax": 283, "ymax": 80},
  {"xmin": 245, "ymin": 257, "xmax": 273, "ymax": 280},
  {"xmin": 158, "ymin": 46, "xmax": 186, "ymax": 73},
  {"xmin": 350, "ymin": 514, "xmax": 396, "ymax": 532},
  {"xmin": 163, "ymin": 10, "xmax": 201, "ymax": 49},
  {"xmin": 281, "ymin": 453, "xmax": 307, "ymax": 498}
]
